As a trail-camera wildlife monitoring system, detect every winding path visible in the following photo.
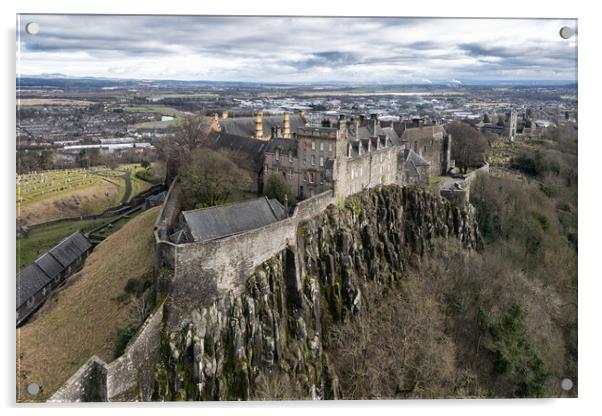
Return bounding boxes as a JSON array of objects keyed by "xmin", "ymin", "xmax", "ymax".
[{"xmin": 119, "ymin": 171, "xmax": 132, "ymax": 204}]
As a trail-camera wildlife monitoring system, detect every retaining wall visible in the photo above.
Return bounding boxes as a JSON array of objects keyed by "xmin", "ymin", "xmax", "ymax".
[{"xmin": 49, "ymin": 302, "xmax": 165, "ymax": 402}]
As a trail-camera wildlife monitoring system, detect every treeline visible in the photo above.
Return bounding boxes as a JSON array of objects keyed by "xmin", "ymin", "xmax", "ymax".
[{"xmin": 17, "ymin": 148, "xmax": 156, "ymax": 174}]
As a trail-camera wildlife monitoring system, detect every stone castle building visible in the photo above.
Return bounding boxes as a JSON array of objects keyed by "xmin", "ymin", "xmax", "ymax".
[{"xmin": 211, "ymin": 111, "xmax": 452, "ymax": 200}]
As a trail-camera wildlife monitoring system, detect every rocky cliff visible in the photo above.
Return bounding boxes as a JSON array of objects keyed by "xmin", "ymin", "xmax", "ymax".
[{"xmin": 156, "ymin": 185, "xmax": 480, "ymax": 400}]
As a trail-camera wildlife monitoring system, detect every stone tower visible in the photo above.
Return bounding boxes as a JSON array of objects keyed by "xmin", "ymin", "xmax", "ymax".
[{"xmin": 505, "ymin": 111, "xmax": 518, "ymax": 142}]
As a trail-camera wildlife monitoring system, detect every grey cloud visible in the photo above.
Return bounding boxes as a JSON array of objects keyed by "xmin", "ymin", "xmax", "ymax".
[{"xmin": 18, "ymin": 14, "xmax": 577, "ymax": 82}]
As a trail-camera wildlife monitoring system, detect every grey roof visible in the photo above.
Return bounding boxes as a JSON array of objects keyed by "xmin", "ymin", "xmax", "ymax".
[
  {"xmin": 147, "ymin": 191, "xmax": 167, "ymax": 203},
  {"xmin": 211, "ymin": 132, "xmax": 267, "ymax": 171},
  {"xmin": 34, "ymin": 252, "xmax": 63, "ymax": 280},
  {"xmin": 16, "ymin": 231, "xmax": 92, "ymax": 310},
  {"xmin": 17, "ymin": 264, "xmax": 51, "ymax": 308},
  {"xmin": 404, "ymin": 148, "xmax": 431, "ymax": 166},
  {"xmin": 48, "ymin": 232, "xmax": 92, "ymax": 268},
  {"xmin": 169, "ymin": 229, "xmax": 188, "ymax": 244},
  {"xmin": 220, "ymin": 114, "xmax": 306, "ymax": 138},
  {"xmin": 401, "ymin": 125, "xmax": 447, "ymax": 142},
  {"xmin": 264, "ymin": 137, "xmax": 298, "ymax": 157},
  {"xmin": 403, "ymin": 148, "xmax": 431, "ymax": 177},
  {"xmin": 182, "ymin": 197, "xmax": 288, "ymax": 243}
]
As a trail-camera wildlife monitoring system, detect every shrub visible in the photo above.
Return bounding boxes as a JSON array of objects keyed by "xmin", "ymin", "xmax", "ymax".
[
  {"xmin": 113, "ymin": 323, "xmax": 138, "ymax": 358},
  {"xmin": 264, "ymin": 174, "xmax": 296, "ymax": 207},
  {"xmin": 479, "ymin": 304, "xmax": 549, "ymax": 397}
]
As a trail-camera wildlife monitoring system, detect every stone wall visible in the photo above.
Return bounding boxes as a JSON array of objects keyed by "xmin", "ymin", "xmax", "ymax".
[
  {"xmin": 154, "ymin": 179, "xmax": 180, "ymax": 268},
  {"xmin": 49, "ymin": 302, "xmax": 165, "ymax": 402},
  {"xmin": 166, "ymin": 190, "xmax": 335, "ymax": 329},
  {"xmin": 440, "ymin": 163, "xmax": 489, "ymax": 208},
  {"xmin": 48, "ymin": 356, "xmax": 108, "ymax": 402},
  {"xmin": 106, "ymin": 302, "xmax": 165, "ymax": 401}
]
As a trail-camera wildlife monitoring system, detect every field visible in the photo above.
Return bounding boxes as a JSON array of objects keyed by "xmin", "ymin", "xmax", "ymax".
[
  {"xmin": 17, "ymin": 164, "xmax": 154, "ymax": 226},
  {"xmin": 121, "ymin": 104, "xmax": 184, "ymax": 117},
  {"xmin": 16, "ymin": 207, "xmax": 160, "ymax": 402},
  {"xmin": 118, "ymin": 104, "xmax": 188, "ymax": 129},
  {"xmin": 18, "ymin": 98, "xmax": 95, "ymax": 106}
]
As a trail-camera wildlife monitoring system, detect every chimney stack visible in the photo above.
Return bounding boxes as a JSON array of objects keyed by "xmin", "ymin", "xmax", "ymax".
[
  {"xmin": 255, "ymin": 111, "xmax": 264, "ymax": 140},
  {"xmin": 283, "ymin": 111, "xmax": 291, "ymax": 138},
  {"xmin": 211, "ymin": 113, "xmax": 221, "ymax": 132}
]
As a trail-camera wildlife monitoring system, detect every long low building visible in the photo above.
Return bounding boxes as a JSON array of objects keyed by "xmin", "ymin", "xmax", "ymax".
[
  {"xmin": 174, "ymin": 197, "xmax": 288, "ymax": 244},
  {"xmin": 17, "ymin": 231, "xmax": 93, "ymax": 326}
]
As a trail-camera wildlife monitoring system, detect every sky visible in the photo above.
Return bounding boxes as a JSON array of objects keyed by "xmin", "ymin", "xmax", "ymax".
[{"xmin": 16, "ymin": 15, "xmax": 578, "ymax": 83}]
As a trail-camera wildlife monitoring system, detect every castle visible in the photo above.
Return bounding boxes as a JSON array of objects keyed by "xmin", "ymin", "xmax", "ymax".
[
  {"xmin": 211, "ymin": 111, "xmax": 453, "ymax": 200},
  {"xmin": 48, "ymin": 112, "xmax": 458, "ymax": 402}
]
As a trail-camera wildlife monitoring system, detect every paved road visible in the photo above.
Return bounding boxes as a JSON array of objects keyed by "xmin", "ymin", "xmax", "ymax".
[{"xmin": 119, "ymin": 171, "xmax": 132, "ymax": 204}]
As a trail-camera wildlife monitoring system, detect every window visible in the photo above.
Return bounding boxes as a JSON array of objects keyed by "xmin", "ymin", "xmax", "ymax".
[
  {"xmin": 320, "ymin": 142, "xmax": 324, "ymax": 151},
  {"xmin": 311, "ymin": 141, "xmax": 316, "ymax": 151},
  {"xmin": 311, "ymin": 155, "xmax": 316, "ymax": 165},
  {"xmin": 319, "ymin": 157, "xmax": 324, "ymax": 167},
  {"xmin": 288, "ymin": 168, "xmax": 293, "ymax": 177},
  {"xmin": 423, "ymin": 145, "xmax": 427, "ymax": 155},
  {"xmin": 289, "ymin": 151, "xmax": 293, "ymax": 162},
  {"xmin": 309, "ymin": 172, "xmax": 315, "ymax": 183},
  {"xmin": 329, "ymin": 144, "xmax": 333, "ymax": 152},
  {"xmin": 360, "ymin": 167, "xmax": 363, "ymax": 177},
  {"xmin": 275, "ymin": 150, "xmax": 280, "ymax": 161},
  {"xmin": 380, "ymin": 153, "xmax": 384, "ymax": 163}
]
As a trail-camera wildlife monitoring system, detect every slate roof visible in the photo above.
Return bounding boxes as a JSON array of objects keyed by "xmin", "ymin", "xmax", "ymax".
[
  {"xmin": 182, "ymin": 197, "xmax": 288, "ymax": 243},
  {"xmin": 17, "ymin": 264, "xmax": 51, "ymax": 308},
  {"xmin": 264, "ymin": 137, "xmax": 299, "ymax": 157},
  {"xmin": 16, "ymin": 231, "xmax": 93, "ymax": 311},
  {"xmin": 220, "ymin": 114, "xmax": 306, "ymax": 138},
  {"xmin": 401, "ymin": 125, "xmax": 447, "ymax": 142},
  {"xmin": 49, "ymin": 231, "xmax": 92, "ymax": 268},
  {"xmin": 169, "ymin": 229, "xmax": 188, "ymax": 244},
  {"xmin": 403, "ymin": 148, "xmax": 431, "ymax": 177},
  {"xmin": 404, "ymin": 148, "xmax": 431, "ymax": 167},
  {"xmin": 34, "ymin": 252, "xmax": 63, "ymax": 280},
  {"xmin": 146, "ymin": 191, "xmax": 167, "ymax": 203},
  {"xmin": 211, "ymin": 132, "xmax": 267, "ymax": 172}
]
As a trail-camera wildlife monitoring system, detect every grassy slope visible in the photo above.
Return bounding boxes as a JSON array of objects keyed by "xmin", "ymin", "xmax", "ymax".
[
  {"xmin": 18, "ymin": 179, "xmax": 120, "ymax": 226},
  {"xmin": 16, "ymin": 207, "xmax": 160, "ymax": 402}
]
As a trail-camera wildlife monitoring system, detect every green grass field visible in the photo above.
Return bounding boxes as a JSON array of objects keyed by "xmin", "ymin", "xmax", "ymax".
[
  {"xmin": 120, "ymin": 104, "xmax": 183, "ymax": 117},
  {"xmin": 17, "ymin": 218, "xmax": 110, "ymax": 270}
]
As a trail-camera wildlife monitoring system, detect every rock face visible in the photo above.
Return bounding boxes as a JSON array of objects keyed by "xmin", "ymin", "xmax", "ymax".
[{"xmin": 156, "ymin": 185, "xmax": 480, "ymax": 400}]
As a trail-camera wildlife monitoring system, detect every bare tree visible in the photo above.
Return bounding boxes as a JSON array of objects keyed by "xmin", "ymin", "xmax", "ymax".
[
  {"xmin": 446, "ymin": 121, "xmax": 489, "ymax": 173},
  {"xmin": 156, "ymin": 114, "xmax": 213, "ymax": 177}
]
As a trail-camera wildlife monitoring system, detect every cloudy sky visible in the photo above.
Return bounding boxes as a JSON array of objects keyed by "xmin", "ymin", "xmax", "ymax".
[{"xmin": 17, "ymin": 15, "xmax": 577, "ymax": 83}]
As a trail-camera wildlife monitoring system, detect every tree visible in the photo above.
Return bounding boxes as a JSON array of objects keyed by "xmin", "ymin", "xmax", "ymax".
[
  {"xmin": 496, "ymin": 116, "xmax": 505, "ymax": 127},
  {"xmin": 179, "ymin": 148, "xmax": 251, "ymax": 209},
  {"xmin": 156, "ymin": 114, "xmax": 213, "ymax": 179},
  {"xmin": 483, "ymin": 113, "xmax": 490, "ymax": 124},
  {"xmin": 446, "ymin": 122, "xmax": 489, "ymax": 174},
  {"xmin": 264, "ymin": 174, "xmax": 295, "ymax": 206}
]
